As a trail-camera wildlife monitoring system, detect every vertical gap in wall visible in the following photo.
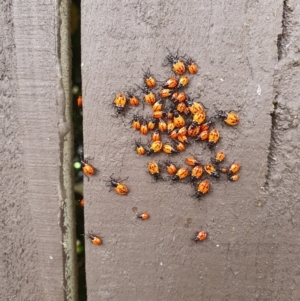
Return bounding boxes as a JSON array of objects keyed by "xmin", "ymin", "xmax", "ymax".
[
  {"xmin": 265, "ymin": 0, "xmax": 289, "ymax": 188},
  {"xmin": 71, "ymin": 0, "xmax": 86, "ymax": 300}
]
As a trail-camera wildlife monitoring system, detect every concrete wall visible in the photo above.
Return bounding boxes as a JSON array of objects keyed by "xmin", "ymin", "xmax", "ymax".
[
  {"xmin": 0, "ymin": 0, "xmax": 76, "ymax": 300},
  {"xmin": 81, "ymin": 0, "xmax": 300, "ymax": 300},
  {"xmin": 1, "ymin": 0, "xmax": 300, "ymax": 300}
]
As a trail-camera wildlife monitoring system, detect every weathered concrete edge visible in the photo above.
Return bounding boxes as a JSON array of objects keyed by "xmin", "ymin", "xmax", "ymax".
[{"xmin": 57, "ymin": 0, "xmax": 78, "ymax": 300}]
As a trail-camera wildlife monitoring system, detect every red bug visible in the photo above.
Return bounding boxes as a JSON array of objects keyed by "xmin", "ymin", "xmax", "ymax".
[
  {"xmin": 114, "ymin": 93, "xmax": 127, "ymax": 115},
  {"xmin": 164, "ymin": 160, "xmax": 178, "ymax": 175},
  {"xmin": 140, "ymin": 118, "xmax": 148, "ymax": 135},
  {"xmin": 195, "ymin": 180, "xmax": 210, "ymax": 198},
  {"xmin": 191, "ymin": 231, "xmax": 207, "ymax": 242},
  {"xmin": 211, "ymin": 151, "xmax": 225, "ymax": 165},
  {"xmin": 190, "ymin": 165, "xmax": 203, "ymax": 183},
  {"xmin": 162, "ymin": 77, "xmax": 179, "ymax": 89},
  {"xmin": 207, "ymin": 129, "xmax": 220, "ymax": 149},
  {"xmin": 137, "ymin": 212, "xmax": 150, "ymax": 220},
  {"xmin": 177, "ymin": 75, "xmax": 189, "ymax": 89},
  {"xmin": 79, "ymin": 199, "xmax": 84, "ymax": 207},
  {"xmin": 143, "ymin": 68, "xmax": 156, "ymax": 88},
  {"xmin": 127, "ymin": 92, "xmax": 139, "ymax": 107},
  {"xmin": 186, "ymin": 57, "xmax": 198, "ymax": 74},
  {"xmin": 131, "ymin": 114, "xmax": 141, "ymax": 130},
  {"xmin": 109, "ymin": 174, "xmax": 129, "ymax": 195},
  {"xmin": 151, "ymin": 129, "xmax": 161, "ymax": 142},
  {"xmin": 165, "ymin": 47, "xmax": 186, "ymax": 75},
  {"xmin": 134, "ymin": 139, "xmax": 146, "ymax": 155},
  {"xmin": 215, "ymin": 110, "xmax": 239, "ymax": 126},
  {"xmin": 81, "ymin": 156, "xmax": 96, "ymax": 180},
  {"xmin": 185, "ymin": 155, "xmax": 201, "ymax": 167},
  {"xmin": 172, "ymin": 167, "xmax": 189, "ymax": 181},
  {"xmin": 77, "ymin": 96, "xmax": 82, "ymax": 108},
  {"xmin": 136, "ymin": 85, "xmax": 156, "ymax": 105},
  {"xmin": 88, "ymin": 232, "xmax": 102, "ymax": 245}
]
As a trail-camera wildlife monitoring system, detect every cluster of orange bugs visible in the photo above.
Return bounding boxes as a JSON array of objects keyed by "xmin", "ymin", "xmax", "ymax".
[{"xmin": 81, "ymin": 47, "xmax": 242, "ymax": 245}]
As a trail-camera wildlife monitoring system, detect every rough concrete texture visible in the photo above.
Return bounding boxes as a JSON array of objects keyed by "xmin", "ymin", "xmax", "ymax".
[
  {"xmin": 82, "ymin": 0, "xmax": 300, "ymax": 300},
  {"xmin": 1, "ymin": 0, "xmax": 72, "ymax": 300},
  {"xmin": 0, "ymin": 2, "xmax": 44, "ymax": 300}
]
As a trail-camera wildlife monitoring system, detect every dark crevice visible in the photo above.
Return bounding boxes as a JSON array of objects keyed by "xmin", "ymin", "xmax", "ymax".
[
  {"xmin": 71, "ymin": 0, "xmax": 86, "ymax": 300},
  {"xmin": 277, "ymin": 0, "xmax": 292, "ymax": 61},
  {"xmin": 264, "ymin": 97, "xmax": 279, "ymax": 189},
  {"xmin": 264, "ymin": 0, "xmax": 289, "ymax": 188}
]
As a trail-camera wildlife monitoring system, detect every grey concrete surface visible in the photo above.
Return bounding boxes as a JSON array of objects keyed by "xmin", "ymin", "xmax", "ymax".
[
  {"xmin": 82, "ymin": 0, "xmax": 300, "ymax": 300},
  {"xmin": 1, "ymin": 0, "xmax": 74, "ymax": 300}
]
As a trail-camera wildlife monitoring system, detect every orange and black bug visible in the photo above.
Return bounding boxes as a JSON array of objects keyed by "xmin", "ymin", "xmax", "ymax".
[
  {"xmin": 190, "ymin": 165, "xmax": 203, "ymax": 183},
  {"xmin": 77, "ymin": 95, "xmax": 82, "ymax": 108},
  {"xmin": 152, "ymin": 99, "xmax": 163, "ymax": 112},
  {"xmin": 172, "ymin": 167, "xmax": 189, "ymax": 181},
  {"xmin": 187, "ymin": 123, "xmax": 201, "ymax": 137},
  {"xmin": 151, "ymin": 129, "xmax": 161, "ymax": 142},
  {"xmin": 147, "ymin": 160, "xmax": 161, "ymax": 181},
  {"xmin": 171, "ymin": 91, "xmax": 179, "ymax": 102},
  {"xmin": 185, "ymin": 97, "xmax": 205, "ymax": 115},
  {"xmin": 140, "ymin": 118, "xmax": 148, "ymax": 135},
  {"xmin": 114, "ymin": 93, "xmax": 127, "ymax": 115},
  {"xmin": 185, "ymin": 57, "xmax": 198, "ymax": 74},
  {"xmin": 191, "ymin": 231, "xmax": 207, "ymax": 242},
  {"xmin": 162, "ymin": 143, "xmax": 178, "ymax": 154},
  {"xmin": 196, "ymin": 130, "xmax": 209, "ymax": 141},
  {"xmin": 177, "ymin": 75, "xmax": 189, "ymax": 89},
  {"xmin": 152, "ymin": 110, "xmax": 165, "ymax": 119},
  {"xmin": 137, "ymin": 212, "xmax": 150, "ymax": 220},
  {"xmin": 144, "ymin": 91, "xmax": 156, "ymax": 106},
  {"xmin": 215, "ymin": 110, "xmax": 239, "ymax": 126},
  {"xmin": 158, "ymin": 118, "xmax": 167, "ymax": 132},
  {"xmin": 147, "ymin": 140, "xmax": 163, "ymax": 156},
  {"xmin": 204, "ymin": 163, "xmax": 220, "ymax": 178},
  {"xmin": 176, "ymin": 102, "xmax": 187, "ymax": 114},
  {"xmin": 192, "ymin": 111, "xmax": 206, "ymax": 126},
  {"xmin": 166, "ymin": 106, "xmax": 175, "ymax": 119},
  {"xmin": 147, "ymin": 117, "xmax": 157, "ymax": 130},
  {"xmin": 162, "ymin": 77, "xmax": 179, "ymax": 89},
  {"xmin": 173, "ymin": 91, "xmax": 187, "ymax": 103},
  {"xmin": 177, "ymin": 135, "xmax": 189, "ymax": 144},
  {"xmin": 164, "ymin": 160, "xmax": 178, "ymax": 175},
  {"xmin": 227, "ymin": 162, "xmax": 241, "ymax": 175},
  {"xmin": 200, "ymin": 120, "xmax": 213, "ymax": 132},
  {"xmin": 228, "ymin": 174, "xmax": 239, "ymax": 181},
  {"xmin": 195, "ymin": 180, "xmax": 210, "ymax": 198},
  {"xmin": 175, "ymin": 140, "xmax": 186, "ymax": 152},
  {"xmin": 168, "ymin": 128, "xmax": 178, "ymax": 140},
  {"xmin": 173, "ymin": 111, "xmax": 185, "ymax": 128},
  {"xmin": 127, "ymin": 92, "xmax": 139, "ymax": 107},
  {"xmin": 136, "ymin": 85, "xmax": 156, "ymax": 106},
  {"xmin": 211, "ymin": 151, "xmax": 225, "ymax": 165},
  {"xmin": 207, "ymin": 128, "xmax": 220, "ymax": 149},
  {"xmin": 88, "ymin": 232, "xmax": 102, "ymax": 245},
  {"xmin": 79, "ymin": 199, "xmax": 84, "ymax": 207},
  {"xmin": 167, "ymin": 120, "xmax": 176, "ymax": 134},
  {"xmin": 185, "ymin": 155, "xmax": 201, "ymax": 167},
  {"xmin": 165, "ymin": 47, "xmax": 186, "ymax": 75},
  {"xmin": 131, "ymin": 114, "xmax": 141, "ymax": 130},
  {"xmin": 177, "ymin": 126, "xmax": 187, "ymax": 137},
  {"xmin": 109, "ymin": 174, "xmax": 129, "ymax": 195},
  {"xmin": 134, "ymin": 139, "xmax": 146, "ymax": 155},
  {"xmin": 81, "ymin": 157, "xmax": 96, "ymax": 180},
  {"xmin": 159, "ymin": 88, "xmax": 173, "ymax": 98},
  {"xmin": 143, "ymin": 68, "xmax": 156, "ymax": 88}
]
